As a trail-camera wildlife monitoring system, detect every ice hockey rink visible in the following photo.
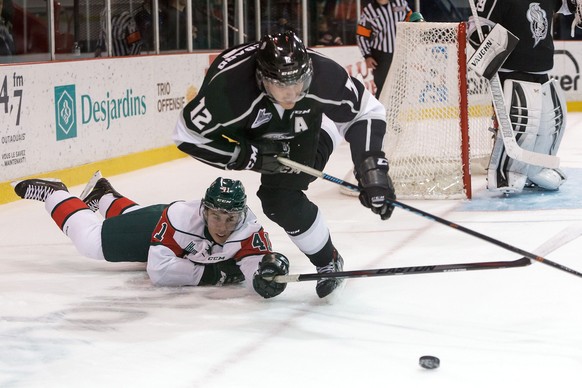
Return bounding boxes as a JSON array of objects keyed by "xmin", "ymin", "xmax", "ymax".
[{"xmin": 1, "ymin": 113, "xmax": 582, "ymax": 388}]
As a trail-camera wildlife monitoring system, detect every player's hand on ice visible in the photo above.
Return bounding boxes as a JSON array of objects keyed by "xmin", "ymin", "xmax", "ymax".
[
  {"xmin": 356, "ymin": 151, "xmax": 396, "ymax": 220},
  {"xmin": 228, "ymin": 139, "xmax": 289, "ymax": 174},
  {"xmin": 252, "ymin": 253, "xmax": 289, "ymax": 298},
  {"xmin": 199, "ymin": 259, "xmax": 245, "ymax": 286}
]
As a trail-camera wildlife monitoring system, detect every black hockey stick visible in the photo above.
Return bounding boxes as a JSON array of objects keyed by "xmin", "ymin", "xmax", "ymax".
[
  {"xmin": 271, "ymin": 219, "xmax": 582, "ymax": 283},
  {"xmin": 277, "ymin": 157, "xmax": 582, "ymax": 279},
  {"xmin": 271, "ymin": 258, "xmax": 530, "ymax": 283}
]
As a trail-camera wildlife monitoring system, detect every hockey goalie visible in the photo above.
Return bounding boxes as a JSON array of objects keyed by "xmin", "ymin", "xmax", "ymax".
[{"xmin": 470, "ymin": 0, "xmax": 580, "ymax": 194}]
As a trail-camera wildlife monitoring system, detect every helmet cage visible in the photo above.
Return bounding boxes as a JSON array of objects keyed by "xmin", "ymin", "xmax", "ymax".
[
  {"xmin": 201, "ymin": 203, "xmax": 248, "ymax": 232},
  {"xmin": 257, "ymin": 66, "xmax": 313, "ymax": 103}
]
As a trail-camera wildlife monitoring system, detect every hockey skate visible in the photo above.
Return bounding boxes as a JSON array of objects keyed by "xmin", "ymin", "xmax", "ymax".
[
  {"xmin": 80, "ymin": 171, "xmax": 122, "ymax": 212},
  {"xmin": 315, "ymin": 251, "xmax": 345, "ymax": 298},
  {"xmin": 13, "ymin": 179, "xmax": 68, "ymax": 202}
]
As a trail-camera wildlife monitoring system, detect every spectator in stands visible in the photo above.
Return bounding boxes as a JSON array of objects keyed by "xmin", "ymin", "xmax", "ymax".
[
  {"xmin": 0, "ymin": 0, "xmax": 15, "ymax": 57},
  {"xmin": 134, "ymin": 1, "xmax": 155, "ymax": 52},
  {"xmin": 316, "ymin": 17, "xmax": 343, "ymax": 46},
  {"xmin": 95, "ymin": 6, "xmax": 143, "ymax": 57},
  {"xmin": 160, "ymin": 0, "xmax": 195, "ymax": 51}
]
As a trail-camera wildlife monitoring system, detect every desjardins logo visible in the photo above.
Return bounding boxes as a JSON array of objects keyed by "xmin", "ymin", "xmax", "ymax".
[
  {"xmin": 81, "ymin": 89, "xmax": 147, "ymax": 129},
  {"xmin": 54, "ymin": 85, "xmax": 148, "ymax": 137},
  {"xmin": 54, "ymin": 85, "xmax": 77, "ymax": 141}
]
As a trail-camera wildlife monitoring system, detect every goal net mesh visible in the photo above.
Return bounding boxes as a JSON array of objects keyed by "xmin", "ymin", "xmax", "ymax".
[{"xmin": 379, "ymin": 22, "xmax": 493, "ymax": 199}]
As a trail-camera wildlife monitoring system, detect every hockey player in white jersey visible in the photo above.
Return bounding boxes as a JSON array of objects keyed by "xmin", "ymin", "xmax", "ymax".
[
  {"xmin": 13, "ymin": 174, "xmax": 289, "ymax": 299},
  {"xmin": 473, "ymin": 0, "xmax": 578, "ymax": 194}
]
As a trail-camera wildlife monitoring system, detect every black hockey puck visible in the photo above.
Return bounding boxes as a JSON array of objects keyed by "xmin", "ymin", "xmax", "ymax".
[{"xmin": 419, "ymin": 355, "xmax": 440, "ymax": 369}]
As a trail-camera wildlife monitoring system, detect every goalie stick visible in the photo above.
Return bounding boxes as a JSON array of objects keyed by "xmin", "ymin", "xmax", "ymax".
[
  {"xmin": 467, "ymin": 0, "xmax": 560, "ymax": 169},
  {"xmin": 270, "ymin": 221, "xmax": 582, "ymax": 283},
  {"xmin": 276, "ymin": 157, "xmax": 582, "ymax": 279}
]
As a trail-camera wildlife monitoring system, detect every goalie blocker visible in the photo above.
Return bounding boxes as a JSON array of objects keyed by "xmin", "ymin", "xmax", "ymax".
[{"xmin": 467, "ymin": 23, "xmax": 518, "ymax": 81}]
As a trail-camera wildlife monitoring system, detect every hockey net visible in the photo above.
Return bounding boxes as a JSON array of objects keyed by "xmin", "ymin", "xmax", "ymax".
[{"xmin": 378, "ymin": 22, "xmax": 493, "ymax": 199}]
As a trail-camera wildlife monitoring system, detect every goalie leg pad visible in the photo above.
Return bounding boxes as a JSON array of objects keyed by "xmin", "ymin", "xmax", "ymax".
[
  {"xmin": 528, "ymin": 79, "xmax": 566, "ymax": 179},
  {"xmin": 523, "ymin": 80, "xmax": 566, "ymax": 190},
  {"xmin": 504, "ymin": 79, "xmax": 543, "ymax": 170},
  {"xmin": 487, "ymin": 139, "xmax": 528, "ymax": 194},
  {"xmin": 487, "ymin": 79, "xmax": 543, "ymax": 193}
]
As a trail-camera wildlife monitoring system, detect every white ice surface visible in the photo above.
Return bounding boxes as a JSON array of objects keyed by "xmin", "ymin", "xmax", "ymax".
[{"xmin": 2, "ymin": 114, "xmax": 582, "ymax": 388}]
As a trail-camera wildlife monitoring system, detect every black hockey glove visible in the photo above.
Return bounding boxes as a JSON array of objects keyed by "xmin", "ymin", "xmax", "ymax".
[
  {"xmin": 228, "ymin": 139, "xmax": 289, "ymax": 174},
  {"xmin": 199, "ymin": 259, "xmax": 245, "ymax": 286},
  {"xmin": 356, "ymin": 151, "xmax": 396, "ymax": 221},
  {"xmin": 252, "ymin": 253, "xmax": 289, "ymax": 299}
]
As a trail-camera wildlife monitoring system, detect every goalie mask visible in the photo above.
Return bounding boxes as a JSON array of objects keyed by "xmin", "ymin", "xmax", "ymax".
[
  {"xmin": 255, "ymin": 31, "xmax": 313, "ymax": 106},
  {"xmin": 202, "ymin": 178, "xmax": 248, "ymax": 240}
]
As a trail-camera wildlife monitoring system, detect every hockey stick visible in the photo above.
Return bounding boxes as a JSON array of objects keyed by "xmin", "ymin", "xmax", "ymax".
[
  {"xmin": 467, "ymin": 0, "xmax": 559, "ymax": 169},
  {"xmin": 272, "ymin": 258, "xmax": 530, "ymax": 283},
  {"xmin": 272, "ymin": 221, "xmax": 582, "ymax": 283},
  {"xmin": 277, "ymin": 157, "xmax": 582, "ymax": 279}
]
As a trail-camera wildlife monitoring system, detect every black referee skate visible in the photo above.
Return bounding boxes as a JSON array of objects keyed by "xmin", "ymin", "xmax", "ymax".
[
  {"xmin": 13, "ymin": 179, "xmax": 68, "ymax": 202},
  {"xmin": 80, "ymin": 171, "xmax": 122, "ymax": 212},
  {"xmin": 315, "ymin": 250, "xmax": 345, "ymax": 298}
]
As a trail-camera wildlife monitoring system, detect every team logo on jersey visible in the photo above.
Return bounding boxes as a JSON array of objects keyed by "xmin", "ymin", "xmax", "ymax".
[
  {"xmin": 526, "ymin": 3, "xmax": 548, "ymax": 48},
  {"xmin": 251, "ymin": 108, "xmax": 272, "ymax": 128},
  {"xmin": 184, "ymin": 241, "xmax": 198, "ymax": 254}
]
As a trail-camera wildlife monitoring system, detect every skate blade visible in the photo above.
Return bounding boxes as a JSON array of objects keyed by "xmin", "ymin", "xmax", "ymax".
[{"xmin": 80, "ymin": 170, "xmax": 103, "ymax": 199}]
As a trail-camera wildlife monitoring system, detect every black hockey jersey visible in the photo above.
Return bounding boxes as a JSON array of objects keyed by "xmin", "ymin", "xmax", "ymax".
[
  {"xmin": 173, "ymin": 42, "xmax": 387, "ymax": 178},
  {"xmin": 477, "ymin": 0, "xmax": 572, "ymax": 73}
]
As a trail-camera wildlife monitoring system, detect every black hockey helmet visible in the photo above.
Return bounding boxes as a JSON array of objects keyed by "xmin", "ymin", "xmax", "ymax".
[
  {"xmin": 203, "ymin": 177, "xmax": 247, "ymax": 213},
  {"xmin": 255, "ymin": 31, "xmax": 313, "ymax": 99}
]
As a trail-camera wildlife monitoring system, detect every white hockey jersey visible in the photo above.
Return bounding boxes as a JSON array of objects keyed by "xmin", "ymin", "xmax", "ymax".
[{"xmin": 147, "ymin": 200, "xmax": 272, "ymax": 287}]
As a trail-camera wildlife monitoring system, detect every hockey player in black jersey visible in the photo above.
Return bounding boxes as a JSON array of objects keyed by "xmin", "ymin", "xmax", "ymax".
[
  {"xmin": 173, "ymin": 31, "xmax": 395, "ymax": 298},
  {"xmin": 473, "ymin": 0, "xmax": 578, "ymax": 194}
]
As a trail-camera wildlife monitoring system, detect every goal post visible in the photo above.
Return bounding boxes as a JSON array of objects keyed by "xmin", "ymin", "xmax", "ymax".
[{"xmin": 377, "ymin": 22, "xmax": 493, "ymax": 199}]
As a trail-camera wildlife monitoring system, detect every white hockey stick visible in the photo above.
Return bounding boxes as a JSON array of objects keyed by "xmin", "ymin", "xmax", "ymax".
[
  {"xmin": 532, "ymin": 222, "xmax": 582, "ymax": 258},
  {"xmin": 468, "ymin": 0, "xmax": 560, "ymax": 169}
]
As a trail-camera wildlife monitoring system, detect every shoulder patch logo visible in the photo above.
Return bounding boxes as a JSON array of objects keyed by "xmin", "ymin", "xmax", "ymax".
[
  {"xmin": 526, "ymin": 3, "xmax": 548, "ymax": 48},
  {"xmin": 252, "ymin": 108, "xmax": 273, "ymax": 128}
]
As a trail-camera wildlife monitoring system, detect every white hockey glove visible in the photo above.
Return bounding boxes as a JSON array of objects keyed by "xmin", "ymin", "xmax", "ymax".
[
  {"xmin": 252, "ymin": 253, "xmax": 289, "ymax": 298},
  {"xmin": 355, "ymin": 151, "xmax": 396, "ymax": 221}
]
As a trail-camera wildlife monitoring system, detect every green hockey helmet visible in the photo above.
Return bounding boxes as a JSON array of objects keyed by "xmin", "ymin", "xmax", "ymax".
[{"xmin": 203, "ymin": 177, "xmax": 247, "ymax": 213}]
